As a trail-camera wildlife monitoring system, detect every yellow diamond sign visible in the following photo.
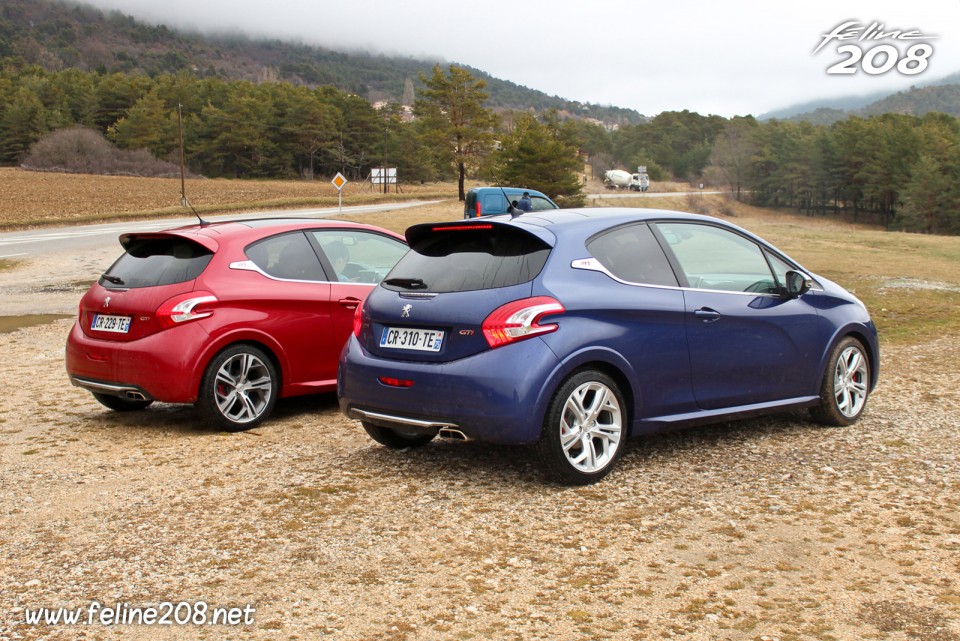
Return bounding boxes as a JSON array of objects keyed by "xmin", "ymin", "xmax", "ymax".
[{"xmin": 331, "ymin": 172, "xmax": 348, "ymax": 191}]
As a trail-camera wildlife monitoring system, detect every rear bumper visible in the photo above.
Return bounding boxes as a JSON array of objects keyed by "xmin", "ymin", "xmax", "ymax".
[
  {"xmin": 337, "ymin": 336, "xmax": 562, "ymax": 445},
  {"xmin": 65, "ymin": 320, "xmax": 208, "ymax": 403},
  {"xmin": 69, "ymin": 375, "xmax": 154, "ymax": 402}
]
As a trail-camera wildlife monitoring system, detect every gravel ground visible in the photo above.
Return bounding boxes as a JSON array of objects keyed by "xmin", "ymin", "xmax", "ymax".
[{"xmin": 1, "ymin": 269, "xmax": 959, "ymax": 641}]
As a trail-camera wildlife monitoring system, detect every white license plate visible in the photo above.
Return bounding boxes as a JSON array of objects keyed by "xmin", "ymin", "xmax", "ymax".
[
  {"xmin": 91, "ymin": 313, "xmax": 131, "ymax": 334},
  {"xmin": 380, "ymin": 327, "xmax": 444, "ymax": 352}
]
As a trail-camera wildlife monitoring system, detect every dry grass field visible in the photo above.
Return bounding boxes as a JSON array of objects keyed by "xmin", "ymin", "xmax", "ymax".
[{"xmin": 0, "ymin": 168, "xmax": 455, "ymax": 229}]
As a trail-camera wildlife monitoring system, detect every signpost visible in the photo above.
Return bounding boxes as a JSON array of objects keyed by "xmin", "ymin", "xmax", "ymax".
[
  {"xmin": 371, "ymin": 167, "xmax": 397, "ymax": 193},
  {"xmin": 332, "ymin": 172, "xmax": 348, "ymax": 213}
]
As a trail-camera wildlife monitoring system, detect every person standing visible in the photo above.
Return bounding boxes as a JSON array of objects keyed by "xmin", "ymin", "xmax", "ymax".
[{"xmin": 518, "ymin": 192, "xmax": 533, "ymax": 212}]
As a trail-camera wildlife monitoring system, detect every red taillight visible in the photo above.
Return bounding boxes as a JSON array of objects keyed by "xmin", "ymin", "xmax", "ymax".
[
  {"xmin": 156, "ymin": 291, "xmax": 218, "ymax": 329},
  {"xmin": 378, "ymin": 377, "xmax": 415, "ymax": 388},
  {"xmin": 353, "ymin": 299, "xmax": 365, "ymax": 338},
  {"xmin": 482, "ymin": 296, "xmax": 564, "ymax": 348},
  {"xmin": 475, "ymin": 202, "xmax": 482, "ymax": 217}
]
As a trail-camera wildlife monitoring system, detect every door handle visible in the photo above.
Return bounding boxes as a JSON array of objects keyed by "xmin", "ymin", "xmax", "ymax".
[
  {"xmin": 694, "ymin": 307, "xmax": 721, "ymax": 322},
  {"xmin": 339, "ymin": 297, "xmax": 362, "ymax": 310}
]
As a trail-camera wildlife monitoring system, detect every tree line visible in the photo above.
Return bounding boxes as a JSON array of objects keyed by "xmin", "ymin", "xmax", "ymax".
[{"xmin": 1, "ymin": 62, "xmax": 958, "ymax": 234}]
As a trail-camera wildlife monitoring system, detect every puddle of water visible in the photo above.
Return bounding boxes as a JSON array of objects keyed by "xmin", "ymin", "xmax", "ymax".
[{"xmin": 0, "ymin": 314, "xmax": 73, "ymax": 334}]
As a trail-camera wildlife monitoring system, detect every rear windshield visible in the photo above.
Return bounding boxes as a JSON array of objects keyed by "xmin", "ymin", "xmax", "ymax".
[
  {"xmin": 384, "ymin": 226, "xmax": 550, "ymax": 293},
  {"xmin": 101, "ymin": 237, "xmax": 213, "ymax": 289}
]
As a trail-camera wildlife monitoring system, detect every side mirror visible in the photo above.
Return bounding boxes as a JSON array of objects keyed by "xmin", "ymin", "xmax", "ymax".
[{"xmin": 785, "ymin": 270, "xmax": 812, "ymax": 298}]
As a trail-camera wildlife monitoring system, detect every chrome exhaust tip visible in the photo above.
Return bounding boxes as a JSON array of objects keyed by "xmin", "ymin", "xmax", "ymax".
[
  {"xmin": 438, "ymin": 428, "xmax": 469, "ymax": 441},
  {"xmin": 124, "ymin": 391, "xmax": 147, "ymax": 401}
]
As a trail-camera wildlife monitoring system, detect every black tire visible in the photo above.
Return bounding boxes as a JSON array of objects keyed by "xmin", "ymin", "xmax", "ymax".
[
  {"xmin": 197, "ymin": 344, "xmax": 278, "ymax": 432},
  {"xmin": 811, "ymin": 336, "xmax": 870, "ymax": 426},
  {"xmin": 535, "ymin": 369, "xmax": 627, "ymax": 485},
  {"xmin": 92, "ymin": 393, "xmax": 153, "ymax": 412},
  {"xmin": 362, "ymin": 421, "xmax": 436, "ymax": 449}
]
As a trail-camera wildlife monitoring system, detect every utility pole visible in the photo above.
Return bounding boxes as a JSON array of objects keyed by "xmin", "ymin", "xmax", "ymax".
[
  {"xmin": 383, "ymin": 126, "xmax": 388, "ymax": 194},
  {"xmin": 178, "ymin": 104, "xmax": 187, "ymax": 206}
]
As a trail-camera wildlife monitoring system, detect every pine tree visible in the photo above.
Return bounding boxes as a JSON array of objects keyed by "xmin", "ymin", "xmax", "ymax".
[{"xmin": 415, "ymin": 64, "xmax": 497, "ymax": 201}]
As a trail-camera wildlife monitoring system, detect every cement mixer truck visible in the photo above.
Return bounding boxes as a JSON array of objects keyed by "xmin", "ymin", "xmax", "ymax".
[{"xmin": 603, "ymin": 168, "xmax": 649, "ymax": 192}]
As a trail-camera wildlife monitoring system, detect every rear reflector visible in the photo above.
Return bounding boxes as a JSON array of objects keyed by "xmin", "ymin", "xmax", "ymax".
[{"xmin": 378, "ymin": 377, "xmax": 415, "ymax": 388}]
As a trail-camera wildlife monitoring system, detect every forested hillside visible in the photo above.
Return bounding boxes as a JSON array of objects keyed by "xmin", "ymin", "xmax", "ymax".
[{"xmin": 0, "ymin": 0, "xmax": 643, "ymax": 126}]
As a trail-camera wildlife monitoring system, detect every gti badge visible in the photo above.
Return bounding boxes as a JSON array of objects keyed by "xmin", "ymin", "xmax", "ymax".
[
  {"xmin": 103, "ymin": 297, "xmax": 111, "ymax": 309},
  {"xmin": 401, "ymin": 304, "xmax": 412, "ymax": 318}
]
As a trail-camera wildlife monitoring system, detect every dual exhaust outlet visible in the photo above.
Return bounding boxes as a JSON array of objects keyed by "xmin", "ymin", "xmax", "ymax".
[{"xmin": 349, "ymin": 409, "xmax": 469, "ymax": 441}]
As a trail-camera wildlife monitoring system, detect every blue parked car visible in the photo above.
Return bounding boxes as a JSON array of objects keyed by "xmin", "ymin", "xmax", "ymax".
[
  {"xmin": 463, "ymin": 187, "xmax": 558, "ymax": 218},
  {"xmin": 338, "ymin": 209, "xmax": 879, "ymax": 485}
]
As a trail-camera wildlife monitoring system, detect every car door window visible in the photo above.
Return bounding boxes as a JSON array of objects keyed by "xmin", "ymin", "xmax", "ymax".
[
  {"xmin": 531, "ymin": 196, "xmax": 556, "ymax": 211},
  {"xmin": 245, "ymin": 232, "xmax": 325, "ymax": 281},
  {"xmin": 310, "ymin": 230, "xmax": 408, "ymax": 284},
  {"xmin": 587, "ymin": 223, "xmax": 678, "ymax": 287},
  {"xmin": 656, "ymin": 222, "xmax": 777, "ymax": 294}
]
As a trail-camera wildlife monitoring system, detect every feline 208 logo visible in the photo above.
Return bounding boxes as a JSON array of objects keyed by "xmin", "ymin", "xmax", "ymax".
[{"xmin": 814, "ymin": 21, "xmax": 937, "ymax": 76}]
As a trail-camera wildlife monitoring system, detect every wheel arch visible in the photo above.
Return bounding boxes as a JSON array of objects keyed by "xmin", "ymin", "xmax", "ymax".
[
  {"xmin": 192, "ymin": 330, "xmax": 286, "ymax": 401},
  {"xmin": 820, "ymin": 324, "xmax": 880, "ymax": 393},
  {"xmin": 536, "ymin": 347, "xmax": 639, "ymax": 438}
]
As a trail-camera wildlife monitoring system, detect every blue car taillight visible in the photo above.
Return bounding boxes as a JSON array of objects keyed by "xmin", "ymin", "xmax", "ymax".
[{"xmin": 482, "ymin": 297, "xmax": 565, "ymax": 348}]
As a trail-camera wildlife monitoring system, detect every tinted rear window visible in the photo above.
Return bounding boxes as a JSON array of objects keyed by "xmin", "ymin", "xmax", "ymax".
[
  {"xmin": 587, "ymin": 223, "xmax": 678, "ymax": 287},
  {"xmin": 385, "ymin": 226, "xmax": 550, "ymax": 293},
  {"xmin": 102, "ymin": 237, "xmax": 213, "ymax": 289}
]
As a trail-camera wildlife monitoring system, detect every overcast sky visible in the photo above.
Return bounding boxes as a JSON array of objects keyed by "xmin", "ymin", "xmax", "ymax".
[{"xmin": 80, "ymin": 0, "xmax": 960, "ymax": 118}]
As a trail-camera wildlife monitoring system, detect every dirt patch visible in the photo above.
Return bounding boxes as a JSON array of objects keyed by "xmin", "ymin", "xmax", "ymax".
[{"xmin": 0, "ymin": 317, "xmax": 958, "ymax": 641}]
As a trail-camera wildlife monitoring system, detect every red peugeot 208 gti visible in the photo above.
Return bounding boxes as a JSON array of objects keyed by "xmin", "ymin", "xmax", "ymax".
[{"xmin": 66, "ymin": 218, "xmax": 407, "ymax": 430}]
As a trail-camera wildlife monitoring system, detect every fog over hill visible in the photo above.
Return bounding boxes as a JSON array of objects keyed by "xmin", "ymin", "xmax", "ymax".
[
  {"xmin": 47, "ymin": 0, "xmax": 960, "ymax": 117},
  {"xmin": 0, "ymin": 0, "xmax": 644, "ymax": 126}
]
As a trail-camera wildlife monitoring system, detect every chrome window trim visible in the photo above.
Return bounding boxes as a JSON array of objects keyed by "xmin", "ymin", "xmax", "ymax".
[
  {"xmin": 571, "ymin": 257, "xmax": 823, "ymax": 297},
  {"xmin": 229, "ymin": 259, "xmax": 376, "ymax": 287}
]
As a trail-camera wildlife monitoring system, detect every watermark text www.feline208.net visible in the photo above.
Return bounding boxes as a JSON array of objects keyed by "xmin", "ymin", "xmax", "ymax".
[
  {"xmin": 23, "ymin": 601, "xmax": 256, "ymax": 626},
  {"xmin": 814, "ymin": 21, "xmax": 938, "ymax": 76}
]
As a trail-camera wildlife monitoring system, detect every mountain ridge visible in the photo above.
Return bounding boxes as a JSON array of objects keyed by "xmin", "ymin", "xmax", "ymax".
[
  {"xmin": 0, "ymin": 0, "xmax": 645, "ymax": 127},
  {"xmin": 760, "ymin": 70, "xmax": 960, "ymax": 123}
]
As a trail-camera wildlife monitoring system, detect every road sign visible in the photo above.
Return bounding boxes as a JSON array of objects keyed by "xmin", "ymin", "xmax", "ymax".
[{"xmin": 332, "ymin": 172, "xmax": 348, "ymax": 213}]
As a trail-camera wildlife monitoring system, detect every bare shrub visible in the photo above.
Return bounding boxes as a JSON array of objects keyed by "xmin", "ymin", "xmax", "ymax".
[
  {"xmin": 21, "ymin": 127, "xmax": 186, "ymax": 178},
  {"xmin": 684, "ymin": 193, "xmax": 711, "ymax": 215}
]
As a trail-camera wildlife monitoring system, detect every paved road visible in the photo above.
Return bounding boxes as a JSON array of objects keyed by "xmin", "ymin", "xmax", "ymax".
[
  {"xmin": 0, "ymin": 201, "xmax": 439, "ymax": 260},
  {"xmin": 587, "ymin": 190, "xmax": 722, "ymax": 200}
]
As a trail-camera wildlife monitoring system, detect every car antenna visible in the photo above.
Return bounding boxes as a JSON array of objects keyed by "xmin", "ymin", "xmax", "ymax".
[
  {"xmin": 182, "ymin": 194, "xmax": 209, "ymax": 227},
  {"xmin": 496, "ymin": 182, "xmax": 522, "ymax": 218},
  {"xmin": 177, "ymin": 103, "xmax": 209, "ymax": 226}
]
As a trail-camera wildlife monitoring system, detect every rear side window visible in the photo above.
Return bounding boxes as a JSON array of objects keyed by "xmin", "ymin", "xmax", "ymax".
[
  {"xmin": 385, "ymin": 225, "xmax": 550, "ymax": 293},
  {"xmin": 587, "ymin": 223, "xmax": 678, "ymax": 287},
  {"xmin": 102, "ymin": 237, "xmax": 213, "ymax": 289},
  {"xmin": 245, "ymin": 231, "xmax": 326, "ymax": 281}
]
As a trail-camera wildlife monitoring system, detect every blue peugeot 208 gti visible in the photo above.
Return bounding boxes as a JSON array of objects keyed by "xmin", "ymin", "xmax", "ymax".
[{"xmin": 338, "ymin": 209, "xmax": 879, "ymax": 485}]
